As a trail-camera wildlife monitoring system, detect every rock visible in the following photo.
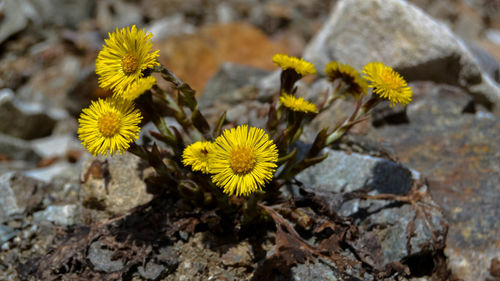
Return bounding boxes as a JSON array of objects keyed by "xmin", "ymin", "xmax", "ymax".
[
  {"xmin": 296, "ymin": 149, "xmax": 447, "ymax": 267},
  {"xmin": 0, "ymin": 224, "xmax": 17, "ymax": 244},
  {"xmin": 24, "ymin": 161, "xmax": 79, "ymax": 183},
  {"xmin": 155, "ymin": 22, "xmax": 288, "ymax": 92},
  {"xmin": 303, "ymin": 0, "xmax": 500, "ymax": 109},
  {"xmin": 157, "ymin": 246, "xmax": 179, "ymax": 273},
  {"xmin": 88, "ymin": 240, "xmax": 125, "ymax": 273},
  {"xmin": 27, "ymin": 0, "xmax": 94, "ymax": 28},
  {"xmin": 30, "ymin": 134, "xmax": 82, "ymax": 159},
  {"xmin": 0, "ymin": 133, "xmax": 40, "ymax": 162},
  {"xmin": 147, "ymin": 15, "xmax": 196, "ymax": 42},
  {"xmin": 0, "ymin": 172, "xmax": 49, "ymax": 223},
  {"xmin": 0, "ymin": 89, "xmax": 58, "ymax": 140},
  {"xmin": 80, "ymin": 153, "xmax": 154, "ymax": 222},
  {"xmin": 33, "ymin": 204, "xmax": 80, "ymax": 226},
  {"xmin": 96, "ymin": 0, "xmax": 142, "ymax": 32},
  {"xmin": 0, "ymin": 0, "xmax": 31, "ymax": 44},
  {"xmin": 221, "ymin": 241, "xmax": 254, "ymax": 267},
  {"xmin": 200, "ymin": 62, "xmax": 270, "ymax": 107},
  {"xmin": 138, "ymin": 261, "xmax": 166, "ymax": 280},
  {"xmin": 290, "ymin": 262, "xmax": 341, "ymax": 281},
  {"xmin": 17, "ymin": 55, "xmax": 83, "ymax": 110},
  {"xmin": 373, "ymin": 82, "xmax": 500, "ymax": 281}
]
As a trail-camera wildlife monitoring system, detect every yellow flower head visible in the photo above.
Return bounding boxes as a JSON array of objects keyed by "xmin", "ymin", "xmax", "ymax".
[
  {"xmin": 280, "ymin": 94, "xmax": 318, "ymax": 114},
  {"xmin": 122, "ymin": 76, "xmax": 157, "ymax": 101},
  {"xmin": 182, "ymin": 141, "xmax": 213, "ymax": 174},
  {"xmin": 324, "ymin": 61, "xmax": 368, "ymax": 98},
  {"xmin": 209, "ymin": 125, "xmax": 278, "ymax": 196},
  {"xmin": 96, "ymin": 25, "xmax": 160, "ymax": 96},
  {"xmin": 272, "ymin": 54, "xmax": 316, "ymax": 76},
  {"xmin": 78, "ymin": 97, "xmax": 142, "ymax": 156},
  {"xmin": 362, "ymin": 62, "xmax": 412, "ymax": 107}
]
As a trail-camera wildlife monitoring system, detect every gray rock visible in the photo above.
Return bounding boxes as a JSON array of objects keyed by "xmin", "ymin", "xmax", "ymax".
[
  {"xmin": 80, "ymin": 153, "xmax": 154, "ymax": 222},
  {"xmin": 303, "ymin": 0, "xmax": 500, "ymax": 108},
  {"xmin": 0, "ymin": 89, "xmax": 57, "ymax": 140},
  {"xmin": 0, "ymin": 133, "xmax": 40, "ymax": 162},
  {"xmin": 27, "ymin": 0, "xmax": 94, "ymax": 28},
  {"xmin": 0, "ymin": 0, "xmax": 31, "ymax": 44},
  {"xmin": 221, "ymin": 241, "xmax": 254, "ymax": 267},
  {"xmin": 88, "ymin": 240, "xmax": 125, "ymax": 272},
  {"xmin": 96, "ymin": 0, "xmax": 142, "ymax": 32},
  {"xmin": 0, "ymin": 172, "xmax": 48, "ymax": 223},
  {"xmin": 24, "ymin": 161, "xmax": 78, "ymax": 183},
  {"xmin": 296, "ymin": 149, "xmax": 446, "ymax": 267},
  {"xmin": 200, "ymin": 62, "xmax": 270, "ymax": 107},
  {"xmin": 138, "ymin": 261, "xmax": 166, "ymax": 280},
  {"xmin": 374, "ymin": 82, "xmax": 500, "ymax": 280},
  {"xmin": 31, "ymin": 134, "xmax": 82, "ymax": 159},
  {"xmin": 148, "ymin": 15, "xmax": 196, "ymax": 42},
  {"xmin": 291, "ymin": 262, "xmax": 341, "ymax": 281},
  {"xmin": 33, "ymin": 204, "xmax": 80, "ymax": 226},
  {"xmin": 0, "ymin": 224, "xmax": 18, "ymax": 244}
]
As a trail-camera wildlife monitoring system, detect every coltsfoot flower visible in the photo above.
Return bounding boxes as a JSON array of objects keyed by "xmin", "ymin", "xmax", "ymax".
[
  {"xmin": 280, "ymin": 93, "xmax": 317, "ymax": 114},
  {"xmin": 96, "ymin": 25, "xmax": 160, "ymax": 96},
  {"xmin": 362, "ymin": 62, "xmax": 412, "ymax": 107},
  {"xmin": 272, "ymin": 54, "xmax": 316, "ymax": 76},
  {"xmin": 78, "ymin": 97, "xmax": 142, "ymax": 156},
  {"xmin": 209, "ymin": 125, "xmax": 278, "ymax": 196},
  {"xmin": 325, "ymin": 61, "xmax": 368, "ymax": 98},
  {"xmin": 123, "ymin": 76, "xmax": 157, "ymax": 101},
  {"xmin": 182, "ymin": 141, "xmax": 213, "ymax": 174}
]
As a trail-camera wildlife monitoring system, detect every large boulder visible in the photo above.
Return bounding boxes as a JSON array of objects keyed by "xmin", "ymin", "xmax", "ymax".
[{"xmin": 303, "ymin": 0, "xmax": 500, "ymax": 109}]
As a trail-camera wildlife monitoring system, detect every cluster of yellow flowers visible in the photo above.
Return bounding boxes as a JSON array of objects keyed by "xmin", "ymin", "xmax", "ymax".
[
  {"xmin": 183, "ymin": 125, "xmax": 278, "ymax": 196},
  {"xmin": 78, "ymin": 25, "xmax": 413, "ymax": 197}
]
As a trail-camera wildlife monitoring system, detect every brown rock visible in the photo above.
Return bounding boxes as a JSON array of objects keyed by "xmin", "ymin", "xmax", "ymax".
[{"xmin": 155, "ymin": 22, "xmax": 289, "ymax": 93}]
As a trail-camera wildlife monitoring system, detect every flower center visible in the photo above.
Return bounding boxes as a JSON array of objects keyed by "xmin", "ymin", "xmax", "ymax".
[
  {"xmin": 98, "ymin": 112, "xmax": 120, "ymax": 137},
  {"xmin": 380, "ymin": 71, "xmax": 402, "ymax": 90},
  {"xmin": 122, "ymin": 53, "xmax": 139, "ymax": 74},
  {"xmin": 229, "ymin": 146, "xmax": 256, "ymax": 175}
]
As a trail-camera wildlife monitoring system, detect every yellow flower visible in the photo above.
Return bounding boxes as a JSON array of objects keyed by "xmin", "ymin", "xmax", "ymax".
[
  {"xmin": 182, "ymin": 141, "xmax": 213, "ymax": 174},
  {"xmin": 96, "ymin": 25, "xmax": 160, "ymax": 96},
  {"xmin": 280, "ymin": 94, "xmax": 318, "ymax": 114},
  {"xmin": 78, "ymin": 97, "xmax": 142, "ymax": 156},
  {"xmin": 209, "ymin": 125, "xmax": 278, "ymax": 196},
  {"xmin": 272, "ymin": 54, "xmax": 316, "ymax": 76},
  {"xmin": 324, "ymin": 61, "xmax": 368, "ymax": 98},
  {"xmin": 122, "ymin": 76, "xmax": 157, "ymax": 100},
  {"xmin": 362, "ymin": 62, "xmax": 412, "ymax": 107}
]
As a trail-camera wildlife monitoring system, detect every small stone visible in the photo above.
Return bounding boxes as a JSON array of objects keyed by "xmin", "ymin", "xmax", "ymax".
[
  {"xmin": 0, "ymin": 89, "xmax": 57, "ymax": 140},
  {"xmin": 0, "ymin": 224, "xmax": 17, "ymax": 244},
  {"xmin": 221, "ymin": 241, "xmax": 254, "ymax": 267},
  {"xmin": 0, "ymin": 133, "xmax": 40, "ymax": 162},
  {"xmin": 33, "ymin": 205, "xmax": 80, "ymax": 226},
  {"xmin": 88, "ymin": 241, "xmax": 125, "ymax": 273},
  {"xmin": 157, "ymin": 246, "xmax": 179, "ymax": 272},
  {"xmin": 138, "ymin": 261, "xmax": 166, "ymax": 280}
]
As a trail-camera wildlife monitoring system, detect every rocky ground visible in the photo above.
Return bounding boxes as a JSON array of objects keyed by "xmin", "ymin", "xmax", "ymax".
[{"xmin": 1, "ymin": 0, "xmax": 500, "ymax": 280}]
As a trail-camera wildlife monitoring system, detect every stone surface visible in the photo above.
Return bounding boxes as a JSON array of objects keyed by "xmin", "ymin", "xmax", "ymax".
[
  {"xmin": 296, "ymin": 149, "xmax": 447, "ymax": 267},
  {"xmin": 221, "ymin": 241, "xmax": 254, "ymax": 267},
  {"xmin": 30, "ymin": 134, "xmax": 82, "ymax": 159},
  {"xmin": 156, "ymin": 22, "xmax": 288, "ymax": 92},
  {"xmin": 200, "ymin": 62, "xmax": 270, "ymax": 107},
  {"xmin": 0, "ymin": 172, "xmax": 49, "ymax": 223},
  {"xmin": 0, "ymin": 133, "xmax": 40, "ymax": 162},
  {"xmin": 80, "ymin": 153, "xmax": 154, "ymax": 222},
  {"xmin": 33, "ymin": 204, "xmax": 80, "ymax": 226},
  {"xmin": 0, "ymin": 89, "xmax": 58, "ymax": 140},
  {"xmin": 372, "ymin": 82, "xmax": 500, "ymax": 281},
  {"xmin": 88, "ymin": 240, "xmax": 125, "ymax": 273},
  {"xmin": 0, "ymin": 0, "xmax": 30, "ymax": 44},
  {"xmin": 303, "ymin": 0, "xmax": 500, "ymax": 109},
  {"xmin": 291, "ymin": 262, "xmax": 341, "ymax": 281},
  {"xmin": 27, "ymin": 0, "xmax": 95, "ymax": 28},
  {"xmin": 138, "ymin": 261, "xmax": 166, "ymax": 280}
]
